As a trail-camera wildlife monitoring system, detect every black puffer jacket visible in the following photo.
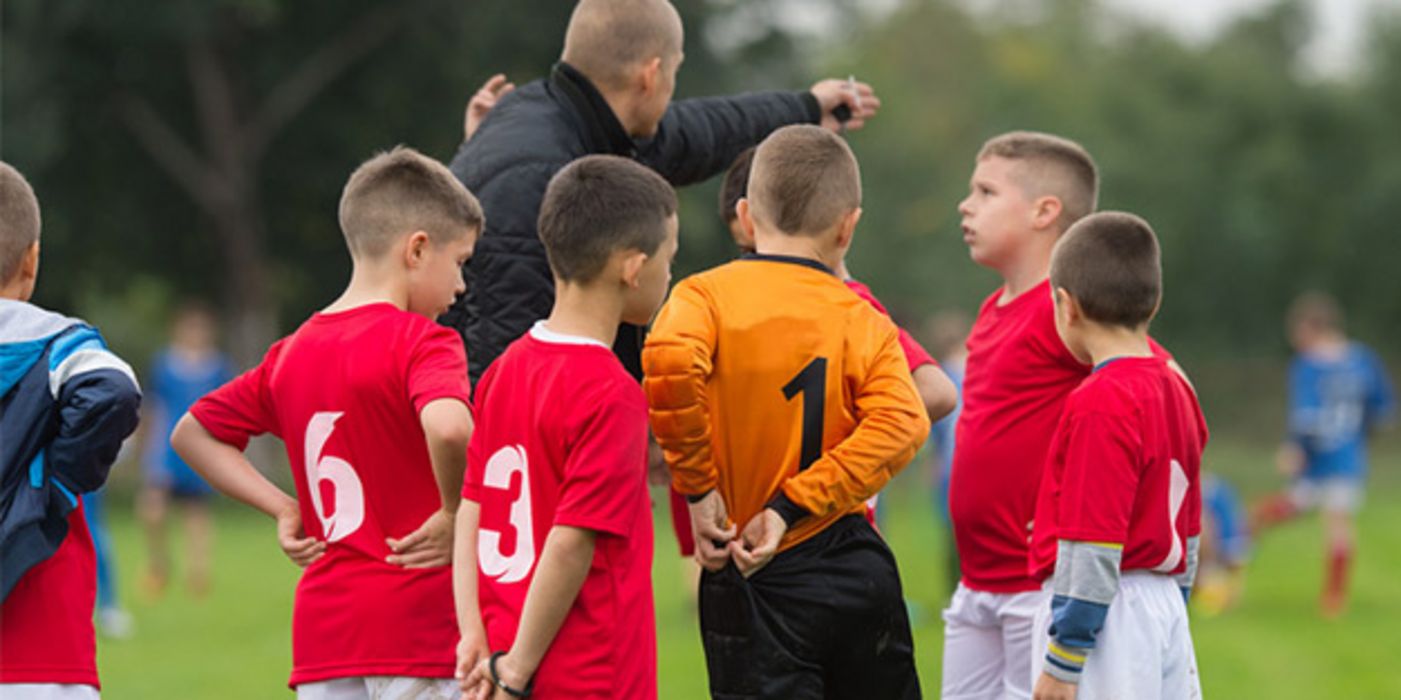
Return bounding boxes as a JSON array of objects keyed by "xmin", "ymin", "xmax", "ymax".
[{"xmin": 444, "ymin": 62, "xmax": 820, "ymax": 384}]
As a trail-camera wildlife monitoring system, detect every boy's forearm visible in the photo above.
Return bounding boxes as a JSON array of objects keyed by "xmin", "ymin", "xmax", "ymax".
[
  {"xmin": 506, "ymin": 525, "xmax": 597, "ymax": 674},
  {"xmin": 421, "ymin": 399, "xmax": 474, "ymax": 514},
  {"xmin": 171, "ymin": 413, "xmax": 295, "ymax": 518},
  {"xmin": 453, "ymin": 501, "xmax": 484, "ymax": 635},
  {"xmin": 1045, "ymin": 540, "xmax": 1123, "ymax": 683}
]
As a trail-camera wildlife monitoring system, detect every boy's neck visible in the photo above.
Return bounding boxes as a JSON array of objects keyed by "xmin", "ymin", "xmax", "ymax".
[
  {"xmin": 753, "ymin": 232, "xmax": 841, "ymax": 273},
  {"xmin": 324, "ymin": 263, "xmax": 408, "ymax": 314},
  {"xmin": 997, "ymin": 253, "xmax": 1051, "ymax": 304},
  {"xmin": 1079, "ymin": 323, "xmax": 1153, "ymax": 368},
  {"xmin": 543, "ymin": 282, "xmax": 625, "ymax": 347}
]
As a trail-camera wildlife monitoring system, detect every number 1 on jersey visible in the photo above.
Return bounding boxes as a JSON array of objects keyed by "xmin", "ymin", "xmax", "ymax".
[{"xmin": 783, "ymin": 357, "xmax": 828, "ymax": 471}]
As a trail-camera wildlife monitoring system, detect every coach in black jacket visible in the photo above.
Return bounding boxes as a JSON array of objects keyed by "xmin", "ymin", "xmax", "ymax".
[{"xmin": 443, "ymin": 0, "xmax": 879, "ymax": 383}]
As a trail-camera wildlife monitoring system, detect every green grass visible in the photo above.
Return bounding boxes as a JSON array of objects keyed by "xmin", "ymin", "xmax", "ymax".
[{"xmin": 94, "ymin": 439, "xmax": 1401, "ymax": 698}]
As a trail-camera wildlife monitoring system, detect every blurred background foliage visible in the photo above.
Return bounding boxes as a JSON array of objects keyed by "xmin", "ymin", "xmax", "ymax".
[{"xmin": 4, "ymin": 0, "xmax": 1400, "ymax": 440}]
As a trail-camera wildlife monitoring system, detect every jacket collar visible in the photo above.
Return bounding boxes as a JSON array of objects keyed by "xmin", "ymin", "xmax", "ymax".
[{"xmin": 551, "ymin": 62, "xmax": 637, "ymax": 158}]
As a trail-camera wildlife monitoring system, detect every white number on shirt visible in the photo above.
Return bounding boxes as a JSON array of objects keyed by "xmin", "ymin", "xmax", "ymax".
[
  {"xmin": 478, "ymin": 445, "xmax": 536, "ymax": 584},
  {"xmin": 1153, "ymin": 459, "xmax": 1190, "ymax": 572},
  {"xmin": 303, "ymin": 412, "xmax": 365, "ymax": 542}
]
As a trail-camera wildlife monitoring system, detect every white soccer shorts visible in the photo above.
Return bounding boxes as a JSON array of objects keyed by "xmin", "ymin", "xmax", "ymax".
[
  {"xmin": 296, "ymin": 676, "xmax": 459, "ymax": 700},
  {"xmin": 1030, "ymin": 571, "xmax": 1202, "ymax": 700},
  {"xmin": 0, "ymin": 684, "xmax": 100, "ymax": 700},
  {"xmin": 940, "ymin": 583, "xmax": 1046, "ymax": 700}
]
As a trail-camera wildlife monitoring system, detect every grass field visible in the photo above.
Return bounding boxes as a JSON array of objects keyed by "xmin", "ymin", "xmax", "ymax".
[{"xmin": 92, "ymin": 438, "xmax": 1401, "ymax": 698}]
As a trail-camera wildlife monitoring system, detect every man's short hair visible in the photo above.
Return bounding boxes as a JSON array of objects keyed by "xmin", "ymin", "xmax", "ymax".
[
  {"xmin": 0, "ymin": 161, "xmax": 41, "ymax": 284},
  {"xmin": 338, "ymin": 146, "xmax": 483, "ymax": 259},
  {"xmin": 718, "ymin": 147, "xmax": 756, "ymax": 225},
  {"xmin": 1288, "ymin": 290, "xmax": 1343, "ymax": 334},
  {"xmin": 748, "ymin": 125, "xmax": 861, "ymax": 237},
  {"xmin": 562, "ymin": 0, "xmax": 684, "ymax": 90},
  {"xmin": 1050, "ymin": 211, "xmax": 1161, "ymax": 329},
  {"xmin": 978, "ymin": 131, "xmax": 1098, "ymax": 232},
  {"xmin": 538, "ymin": 155, "xmax": 677, "ymax": 283}
]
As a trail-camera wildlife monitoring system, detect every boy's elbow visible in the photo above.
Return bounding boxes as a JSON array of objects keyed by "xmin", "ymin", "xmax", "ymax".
[
  {"xmin": 914, "ymin": 365, "xmax": 957, "ymax": 422},
  {"xmin": 169, "ymin": 413, "xmax": 204, "ymax": 461}
]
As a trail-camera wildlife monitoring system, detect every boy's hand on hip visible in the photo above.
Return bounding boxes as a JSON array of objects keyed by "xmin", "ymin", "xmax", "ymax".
[
  {"xmin": 387, "ymin": 508, "xmax": 454, "ymax": 568},
  {"xmin": 1033, "ymin": 672, "xmax": 1077, "ymax": 700},
  {"xmin": 276, "ymin": 505, "xmax": 325, "ymax": 568},
  {"xmin": 688, "ymin": 490, "xmax": 736, "ymax": 572},
  {"xmin": 731, "ymin": 508, "xmax": 787, "ymax": 578}
]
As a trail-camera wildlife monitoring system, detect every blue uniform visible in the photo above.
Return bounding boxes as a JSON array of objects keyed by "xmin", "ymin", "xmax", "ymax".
[
  {"xmin": 1287, "ymin": 344, "xmax": 1395, "ymax": 481},
  {"xmin": 931, "ymin": 358, "xmax": 964, "ymax": 523},
  {"xmin": 144, "ymin": 350, "xmax": 233, "ymax": 497},
  {"xmin": 1202, "ymin": 473, "xmax": 1248, "ymax": 566}
]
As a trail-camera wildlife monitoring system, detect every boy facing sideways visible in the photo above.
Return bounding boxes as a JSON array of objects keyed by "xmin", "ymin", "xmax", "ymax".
[
  {"xmin": 1251, "ymin": 291, "xmax": 1394, "ymax": 617},
  {"xmin": 944, "ymin": 131, "xmax": 1109, "ymax": 700},
  {"xmin": 171, "ymin": 147, "xmax": 480, "ymax": 699},
  {"xmin": 645, "ymin": 125, "xmax": 930, "ymax": 698},
  {"xmin": 0, "ymin": 161, "xmax": 142, "ymax": 697},
  {"xmin": 454, "ymin": 155, "xmax": 677, "ymax": 700},
  {"xmin": 1029, "ymin": 212, "xmax": 1205, "ymax": 700}
]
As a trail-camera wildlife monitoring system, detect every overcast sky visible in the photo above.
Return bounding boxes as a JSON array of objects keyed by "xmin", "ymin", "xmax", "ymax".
[{"xmin": 719, "ymin": 0, "xmax": 1390, "ymax": 77}]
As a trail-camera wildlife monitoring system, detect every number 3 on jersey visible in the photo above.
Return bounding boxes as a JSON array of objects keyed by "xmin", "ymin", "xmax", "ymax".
[
  {"xmin": 304, "ymin": 411, "xmax": 365, "ymax": 542},
  {"xmin": 478, "ymin": 445, "xmax": 536, "ymax": 584}
]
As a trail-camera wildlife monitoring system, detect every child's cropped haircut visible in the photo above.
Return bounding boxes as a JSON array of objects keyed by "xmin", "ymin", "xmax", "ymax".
[
  {"xmin": 537, "ymin": 154, "xmax": 677, "ymax": 283},
  {"xmin": 979, "ymin": 131, "xmax": 1098, "ymax": 231},
  {"xmin": 748, "ymin": 125, "xmax": 861, "ymax": 236},
  {"xmin": 1051, "ymin": 211, "xmax": 1161, "ymax": 329},
  {"xmin": 718, "ymin": 146, "xmax": 757, "ymax": 225},
  {"xmin": 0, "ymin": 161, "xmax": 41, "ymax": 283},
  {"xmin": 338, "ymin": 146, "xmax": 483, "ymax": 258},
  {"xmin": 1288, "ymin": 290, "xmax": 1342, "ymax": 333}
]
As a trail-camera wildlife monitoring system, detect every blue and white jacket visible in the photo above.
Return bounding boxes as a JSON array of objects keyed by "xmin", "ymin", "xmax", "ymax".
[{"xmin": 1, "ymin": 299, "xmax": 140, "ymax": 601}]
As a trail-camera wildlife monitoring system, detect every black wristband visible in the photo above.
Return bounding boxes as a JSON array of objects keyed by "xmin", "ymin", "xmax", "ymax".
[
  {"xmin": 488, "ymin": 651, "xmax": 533, "ymax": 698},
  {"xmin": 684, "ymin": 489, "xmax": 714, "ymax": 505},
  {"xmin": 766, "ymin": 491, "xmax": 811, "ymax": 529}
]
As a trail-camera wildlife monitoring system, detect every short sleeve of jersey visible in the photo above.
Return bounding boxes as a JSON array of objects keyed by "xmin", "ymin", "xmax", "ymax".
[
  {"xmin": 1054, "ymin": 407, "xmax": 1142, "ymax": 544},
  {"xmin": 898, "ymin": 328, "xmax": 938, "ymax": 372},
  {"xmin": 555, "ymin": 380, "xmax": 648, "ymax": 538},
  {"xmin": 189, "ymin": 344, "xmax": 280, "ymax": 450},
  {"xmin": 406, "ymin": 324, "xmax": 472, "ymax": 414}
]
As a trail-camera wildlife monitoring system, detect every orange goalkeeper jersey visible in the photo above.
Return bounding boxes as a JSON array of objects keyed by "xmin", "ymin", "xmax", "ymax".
[{"xmin": 643, "ymin": 254, "xmax": 931, "ymax": 552}]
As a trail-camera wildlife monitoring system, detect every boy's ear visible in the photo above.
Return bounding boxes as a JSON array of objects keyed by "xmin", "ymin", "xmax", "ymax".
[
  {"xmin": 404, "ymin": 231, "xmax": 431, "ymax": 267},
  {"xmin": 1054, "ymin": 286, "xmax": 1082, "ymax": 323},
  {"xmin": 1032, "ymin": 196, "xmax": 1064, "ymax": 231},
  {"xmin": 619, "ymin": 249, "xmax": 649, "ymax": 288},
  {"xmin": 834, "ymin": 207, "xmax": 863, "ymax": 251},
  {"xmin": 736, "ymin": 198, "xmax": 757, "ymax": 242}
]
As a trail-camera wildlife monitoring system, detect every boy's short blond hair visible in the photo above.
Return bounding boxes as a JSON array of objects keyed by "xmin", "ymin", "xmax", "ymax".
[
  {"xmin": 0, "ymin": 161, "xmax": 41, "ymax": 284},
  {"xmin": 562, "ymin": 0, "xmax": 684, "ymax": 90},
  {"xmin": 748, "ymin": 125, "xmax": 861, "ymax": 237},
  {"xmin": 978, "ymin": 131, "xmax": 1098, "ymax": 232},
  {"xmin": 338, "ymin": 146, "xmax": 483, "ymax": 259}
]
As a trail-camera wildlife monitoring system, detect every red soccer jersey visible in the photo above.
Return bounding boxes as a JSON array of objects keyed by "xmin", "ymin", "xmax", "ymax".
[
  {"xmin": 949, "ymin": 280, "xmax": 1088, "ymax": 592},
  {"xmin": 464, "ymin": 324, "xmax": 655, "ymax": 700},
  {"xmin": 845, "ymin": 279, "xmax": 938, "ymax": 372},
  {"xmin": 1029, "ymin": 356, "xmax": 1207, "ymax": 581},
  {"xmin": 190, "ymin": 303, "xmax": 470, "ymax": 687},
  {"xmin": 0, "ymin": 506, "xmax": 98, "ymax": 688}
]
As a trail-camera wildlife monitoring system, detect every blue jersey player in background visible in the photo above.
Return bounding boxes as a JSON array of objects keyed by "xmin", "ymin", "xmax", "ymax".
[
  {"xmin": 1252, "ymin": 291, "xmax": 1395, "ymax": 618},
  {"xmin": 136, "ymin": 302, "xmax": 233, "ymax": 599}
]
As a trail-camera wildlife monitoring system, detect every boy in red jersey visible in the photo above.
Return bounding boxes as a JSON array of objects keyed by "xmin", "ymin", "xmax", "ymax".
[
  {"xmin": 943, "ymin": 131, "xmax": 1104, "ymax": 700},
  {"xmin": 455, "ymin": 155, "xmax": 677, "ymax": 700},
  {"xmin": 172, "ymin": 147, "xmax": 481, "ymax": 700},
  {"xmin": 1, "ymin": 162, "xmax": 142, "ymax": 699},
  {"xmin": 1030, "ymin": 212, "xmax": 1204, "ymax": 700}
]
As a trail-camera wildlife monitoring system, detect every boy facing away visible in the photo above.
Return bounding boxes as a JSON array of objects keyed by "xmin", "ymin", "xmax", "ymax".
[
  {"xmin": 1251, "ymin": 291, "xmax": 1394, "ymax": 617},
  {"xmin": 645, "ymin": 124, "xmax": 930, "ymax": 698},
  {"xmin": 1029, "ymin": 212, "xmax": 1205, "ymax": 700},
  {"xmin": 454, "ymin": 155, "xmax": 678, "ymax": 700},
  {"xmin": 172, "ymin": 147, "xmax": 480, "ymax": 699},
  {"xmin": 0, "ymin": 161, "xmax": 142, "ymax": 697}
]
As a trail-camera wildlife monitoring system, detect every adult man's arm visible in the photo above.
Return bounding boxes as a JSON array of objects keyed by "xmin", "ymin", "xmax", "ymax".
[{"xmin": 640, "ymin": 79, "xmax": 879, "ymax": 186}]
